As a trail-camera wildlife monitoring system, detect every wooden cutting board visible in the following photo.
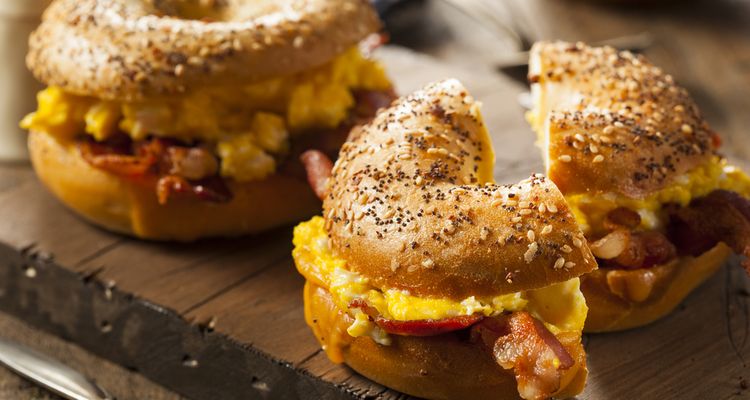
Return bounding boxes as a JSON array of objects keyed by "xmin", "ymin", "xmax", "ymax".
[{"xmin": 0, "ymin": 46, "xmax": 748, "ymax": 400}]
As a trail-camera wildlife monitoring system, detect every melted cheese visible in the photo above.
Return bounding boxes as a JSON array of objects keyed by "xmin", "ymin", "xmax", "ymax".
[
  {"xmin": 292, "ymin": 217, "xmax": 588, "ymax": 343},
  {"xmin": 21, "ymin": 47, "xmax": 391, "ymax": 182},
  {"xmin": 567, "ymin": 157, "xmax": 750, "ymax": 236}
]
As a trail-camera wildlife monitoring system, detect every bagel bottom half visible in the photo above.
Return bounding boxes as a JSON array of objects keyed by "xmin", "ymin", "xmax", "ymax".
[
  {"xmin": 581, "ymin": 243, "xmax": 732, "ymax": 332},
  {"xmin": 303, "ymin": 283, "xmax": 588, "ymax": 400},
  {"xmin": 28, "ymin": 130, "xmax": 320, "ymax": 241}
]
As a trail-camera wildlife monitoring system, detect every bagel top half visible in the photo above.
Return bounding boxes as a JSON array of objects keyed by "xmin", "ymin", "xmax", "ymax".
[
  {"xmin": 28, "ymin": 0, "xmax": 381, "ymax": 100},
  {"xmin": 321, "ymin": 79, "xmax": 597, "ymax": 300},
  {"xmin": 528, "ymin": 41, "xmax": 720, "ymax": 200}
]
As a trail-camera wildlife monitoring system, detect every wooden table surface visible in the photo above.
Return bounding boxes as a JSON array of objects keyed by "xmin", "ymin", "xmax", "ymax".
[{"xmin": 1, "ymin": 0, "xmax": 749, "ymax": 399}]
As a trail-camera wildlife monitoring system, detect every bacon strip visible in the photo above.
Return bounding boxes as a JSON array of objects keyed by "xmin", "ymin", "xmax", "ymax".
[
  {"xmin": 598, "ymin": 230, "xmax": 676, "ymax": 270},
  {"xmin": 471, "ymin": 312, "xmax": 574, "ymax": 400},
  {"xmin": 300, "ymin": 150, "xmax": 333, "ymax": 200},
  {"xmin": 668, "ymin": 189, "xmax": 750, "ymax": 273},
  {"xmin": 79, "ymin": 139, "xmax": 155, "ymax": 177}
]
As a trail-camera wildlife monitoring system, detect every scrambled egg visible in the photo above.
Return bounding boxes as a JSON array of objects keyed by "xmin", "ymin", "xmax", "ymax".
[
  {"xmin": 568, "ymin": 157, "xmax": 750, "ymax": 236},
  {"xmin": 21, "ymin": 47, "xmax": 391, "ymax": 182},
  {"xmin": 292, "ymin": 216, "xmax": 588, "ymax": 344}
]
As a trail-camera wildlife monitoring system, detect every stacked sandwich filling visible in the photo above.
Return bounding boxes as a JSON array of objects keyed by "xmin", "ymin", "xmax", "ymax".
[
  {"xmin": 568, "ymin": 157, "xmax": 750, "ymax": 236},
  {"xmin": 293, "ymin": 79, "xmax": 597, "ymax": 399},
  {"xmin": 294, "ymin": 216, "xmax": 588, "ymax": 345},
  {"xmin": 528, "ymin": 41, "xmax": 750, "ymax": 273},
  {"xmin": 22, "ymin": 47, "xmax": 392, "ymax": 203}
]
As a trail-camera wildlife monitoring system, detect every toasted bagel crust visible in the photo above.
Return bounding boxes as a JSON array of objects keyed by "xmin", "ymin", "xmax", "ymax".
[
  {"xmin": 323, "ymin": 80, "xmax": 596, "ymax": 299},
  {"xmin": 529, "ymin": 41, "xmax": 718, "ymax": 199},
  {"xmin": 28, "ymin": 0, "xmax": 381, "ymax": 100},
  {"xmin": 303, "ymin": 282, "xmax": 588, "ymax": 400},
  {"xmin": 28, "ymin": 129, "xmax": 319, "ymax": 241},
  {"xmin": 581, "ymin": 244, "xmax": 731, "ymax": 332}
]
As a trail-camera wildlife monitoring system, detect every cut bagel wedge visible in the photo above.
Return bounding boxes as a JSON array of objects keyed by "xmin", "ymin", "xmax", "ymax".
[{"xmin": 293, "ymin": 79, "xmax": 597, "ymax": 400}]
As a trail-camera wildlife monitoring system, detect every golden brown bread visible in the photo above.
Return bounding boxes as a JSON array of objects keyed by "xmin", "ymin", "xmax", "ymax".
[
  {"xmin": 28, "ymin": 129, "xmax": 320, "ymax": 241},
  {"xmin": 582, "ymin": 244, "xmax": 731, "ymax": 332},
  {"xmin": 528, "ymin": 41, "xmax": 718, "ymax": 199},
  {"xmin": 28, "ymin": 0, "xmax": 381, "ymax": 100},
  {"xmin": 304, "ymin": 282, "xmax": 588, "ymax": 400},
  {"xmin": 323, "ymin": 79, "xmax": 596, "ymax": 300}
]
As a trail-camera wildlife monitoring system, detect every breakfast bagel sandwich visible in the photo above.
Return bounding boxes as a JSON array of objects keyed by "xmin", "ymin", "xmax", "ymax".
[
  {"xmin": 293, "ymin": 79, "xmax": 598, "ymax": 400},
  {"xmin": 21, "ymin": 0, "xmax": 394, "ymax": 241},
  {"xmin": 527, "ymin": 41, "xmax": 750, "ymax": 332}
]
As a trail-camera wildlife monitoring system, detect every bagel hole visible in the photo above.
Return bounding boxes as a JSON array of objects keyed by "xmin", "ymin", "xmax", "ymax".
[
  {"xmin": 158, "ymin": 0, "xmax": 287, "ymax": 22},
  {"xmin": 155, "ymin": 0, "xmax": 228, "ymax": 21}
]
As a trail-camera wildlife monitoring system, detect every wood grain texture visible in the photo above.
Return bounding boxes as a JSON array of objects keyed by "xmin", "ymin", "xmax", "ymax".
[{"xmin": 1, "ymin": 0, "xmax": 750, "ymax": 399}]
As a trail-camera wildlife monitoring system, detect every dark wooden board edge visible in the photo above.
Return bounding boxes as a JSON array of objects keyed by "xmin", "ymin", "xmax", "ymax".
[{"xmin": 0, "ymin": 241, "xmax": 365, "ymax": 400}]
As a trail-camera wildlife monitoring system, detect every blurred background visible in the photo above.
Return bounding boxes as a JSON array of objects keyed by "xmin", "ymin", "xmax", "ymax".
[
  {"xmin": 376, "ymin": 0, "xmax": 750, "ymax": 159},
  {"xmin": 0, "ymin": 0, "xmax": 748, "ymax": 398}
]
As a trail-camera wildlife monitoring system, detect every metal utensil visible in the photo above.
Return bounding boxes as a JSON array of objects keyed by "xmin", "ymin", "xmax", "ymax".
[{"xmin": 0, "ymin": 337, "xmax": 111, "ymax": 400}]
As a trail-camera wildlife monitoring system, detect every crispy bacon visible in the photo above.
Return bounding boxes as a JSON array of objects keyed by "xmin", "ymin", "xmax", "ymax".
[
  {"xmin": 599, "ymin": 230, "xmax": 676, "ymax": 270},
  {"xmin": 79, "ymin": 138, "xmax": 155, "ymax": 177},
  {"xmin": 348, "ymin": 299, "xmax": 483, "ymax": 336},
  {"xmin": 471, "ymin": 312, "xmax": 574, "ymax": 400},
  {"xmin": 81, "ymin": 134, "xmax": 231, "ymax": 204},
  {"xmin": 300, "ymin": 150, "xmax": 333, "ymax": 200},
  {"xmin": 668, "ymin": 189, "xmax": 750, "ymax": 272}
]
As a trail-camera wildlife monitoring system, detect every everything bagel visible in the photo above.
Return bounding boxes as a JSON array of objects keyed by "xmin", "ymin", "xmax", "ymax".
[
  {"xmin": 29, "ymin": 0, "xmax": 381, "ymax": 100},
  {"xmin": 23, "ymin": 0, "xmax": 394, "ymax": 240},
  {"xmin": 528, "ymin": 41, "xmax": 750, "ymax": 332},
  {"xmin": 293, "ymin": 79, "xmax": 597, "ymax": 400}
]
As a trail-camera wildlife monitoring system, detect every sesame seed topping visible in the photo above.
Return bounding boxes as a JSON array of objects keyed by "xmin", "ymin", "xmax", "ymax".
[
  {"xmin": 527, "ymin": 230, "xmax": 536, "ymax": 241},
  {"xmin": 541, "ymin": 225, "xmax": 553, "ymax": 235},
  {"xmin": 524, "ymin": 242, "xmax": 539, "ymax": 263},
  {"xmin": 593, "ymin": 155, "xmax": 605, "ymax": 163},
  {"xmin": 554, "ymin": 257, "xmax": 565, "ymax": 270},
  {"xmin": 427, "ymin": 147, "xmax": 449, "ymax": 156},
  {"xmin": 398, "ymin": 241, "xmax": 406, "ymax": 252},
  {"xmin": 480, "ymin": 227, "xmax": 490, "ymax": 241},
  {"xmin": 421, "ymin": 258, "xmax": 434, "ymax": 268},
  {"xmin": 558, "ymin": 154, "xmax": 573, "ymax": 162}
]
